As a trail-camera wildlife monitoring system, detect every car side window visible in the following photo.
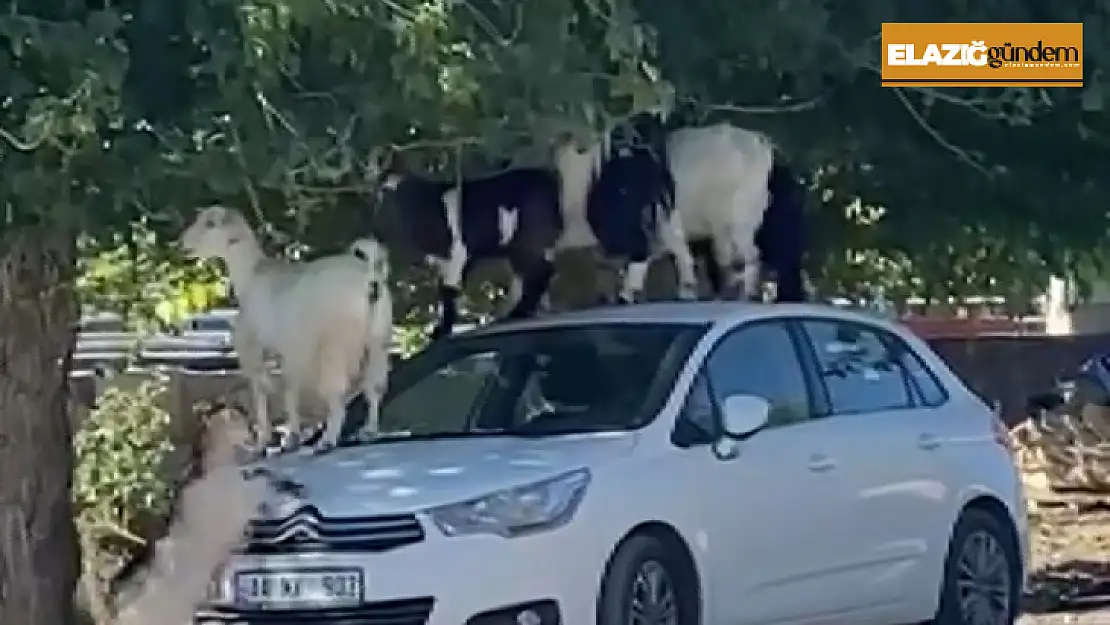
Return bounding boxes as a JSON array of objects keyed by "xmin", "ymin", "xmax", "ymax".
[
  {"xmin": 897, "ymin": 342, "xmax": 948, "ymax": 407},
  {"xmin": 799, "ymin": 319, "xmax": 916, "ymax": 415},
  {"xmin": 701, "ymin": 322, "xmax": 813, "ymax": 427},
  {"xmin": 679, "ymin": 370, "xmax": 718, "ymax": 436}
]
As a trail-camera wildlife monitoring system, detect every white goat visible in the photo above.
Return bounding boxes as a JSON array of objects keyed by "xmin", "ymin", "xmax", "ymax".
[
  {"xmin": 180, "ymin": 206, "xmax": 393, "ymax": 455},
  {"xmin": 669, "ymin": 123, "xmax": 777, "ymax": 299}
]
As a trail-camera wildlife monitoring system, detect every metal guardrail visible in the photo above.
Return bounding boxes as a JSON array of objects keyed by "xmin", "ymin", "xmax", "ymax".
[
  {"xmin": 73, "ymin": 328, "xmax": 236, "ymax": 374},
  {"xmin": 68, "ymin": 320, "xmax": 468, "ymax": 376}
]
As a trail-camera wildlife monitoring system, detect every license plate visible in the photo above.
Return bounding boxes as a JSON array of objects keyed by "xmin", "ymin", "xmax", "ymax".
[{"xmin": 234, "ymin": 569, "xmax": 363, "ymax": 608}]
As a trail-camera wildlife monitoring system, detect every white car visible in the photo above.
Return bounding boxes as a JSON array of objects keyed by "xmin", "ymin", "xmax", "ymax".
[{"xmin": 194, "ymin": 302, "xmax": 1027, "ymax": 625}]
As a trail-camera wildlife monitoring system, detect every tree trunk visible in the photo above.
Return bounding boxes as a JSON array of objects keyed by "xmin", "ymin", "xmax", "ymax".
[{"xmin": 0, "ymin": 229, "xmax": 81, "ymax": 625}]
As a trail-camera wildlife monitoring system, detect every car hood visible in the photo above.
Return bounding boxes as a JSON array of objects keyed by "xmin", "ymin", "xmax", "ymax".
[{"xmin": 252, "ymin": 431, "xmax": 638, "ymax": 517}]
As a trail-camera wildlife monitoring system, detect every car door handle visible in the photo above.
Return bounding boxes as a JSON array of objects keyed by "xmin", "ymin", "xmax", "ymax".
[
  {"xmin": 807, "ymin": 455, "xmax": 836, "ymax": 473},
  {"xmin": 917, "ymin": 433, "xmax": 942, "ymax": 451}
]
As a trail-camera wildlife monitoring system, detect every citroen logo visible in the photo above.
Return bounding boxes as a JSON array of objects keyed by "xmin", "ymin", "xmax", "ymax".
[
  {"xmin": 292, "ymin": 524, "xmax": 323, "ymax": 541},
  {"xmin": 264, "ymin": 506, "xmax": 325, "ymax": 545}
]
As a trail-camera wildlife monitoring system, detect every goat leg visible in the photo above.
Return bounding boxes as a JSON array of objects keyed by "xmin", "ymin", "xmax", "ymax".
[
  {"xmin": 772, "ymin": 260, "xmax": 807, "ymax": 303},
  {"xmin": 278, "ymin": 384, "xmax": 302, "ymax": 453},
  {"xmin": 431, "ymin": 283, "xmax": 460, "ymax": 341},
  {"xmin": 617, "ymin": 258, "xmax": 650, "ymax": 304},
  {"xmin": 503, "ymin": 258, "xmax": 554, "ymax": 321},
  {"xmin": 356, "ymin": 343, "xmax": 390, "ymax": 441},
  {"xmin": 740, "ymin": 259, "xmax": 761, "ymax": 301},
  {"xmin": 688, "ymin": 239, "xmax": 721, "ymax": 299},
  {"xmin": 659, "ymin": 211, "xmax": 698, "ymax": 301},
  {"xmin": 312, "ymin": 394, "xmax": 347, "ymax": 454},
  {"xmin": 237, "ymin": 378, "xmax": 271, "ymax": 464}
]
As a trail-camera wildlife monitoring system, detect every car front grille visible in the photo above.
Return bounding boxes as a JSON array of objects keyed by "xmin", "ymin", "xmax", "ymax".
[
  {"xmin": 242, "ymin": 506, "xmax": 425, "ymax": 554},
  {"xmin": 194, "ymin": 597, "xmax": 434, "ymax": 625}
]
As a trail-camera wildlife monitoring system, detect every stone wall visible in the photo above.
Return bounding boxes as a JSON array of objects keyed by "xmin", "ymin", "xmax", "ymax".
[{"xmin": 929, "ymin": 334, "xmax": 1110, "ymax": 426}]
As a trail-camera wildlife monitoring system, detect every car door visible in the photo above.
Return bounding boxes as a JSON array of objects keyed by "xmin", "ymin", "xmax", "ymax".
[
  {"xmin": 677, "ymin": 320, "xmax": 854, "ymax": 625},
  {"xmin": 793, "ymin": 318, "xmax": 952, "ymax": 621}
]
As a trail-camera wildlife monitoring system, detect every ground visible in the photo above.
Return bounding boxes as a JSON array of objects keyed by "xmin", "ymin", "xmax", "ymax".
[
  {"xmin": 1021, "ymin": 508, "xmax": 1110, "ymax": 623},
  {"xmin": 1021, "ymin": 610, "xmax": 1110, "ymax": 623}
]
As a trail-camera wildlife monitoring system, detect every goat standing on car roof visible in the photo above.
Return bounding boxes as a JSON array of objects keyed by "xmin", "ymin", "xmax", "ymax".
[
  {"xmin": 558, "ymin": 119, "xmax": 807, "ymax": 303},
  {"xmin": 554, "ymin": 111, "xmax": 700, "ymax": 305},
  {"xmin": 377, "ymin": 159, "xmax": 563, "ymax": 341},
  {"xmin": 179, "ymin": 206, "xmax": 393, "ymax": 456},
  {"xmin": 674, "ymin": 125, "xmax": 808, "ymax": 303}
]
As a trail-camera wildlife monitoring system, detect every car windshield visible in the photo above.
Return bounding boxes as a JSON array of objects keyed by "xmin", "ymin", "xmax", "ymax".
[{"xmin": 372, "ymin": 322, "xmax": 707, "ymax": 439}]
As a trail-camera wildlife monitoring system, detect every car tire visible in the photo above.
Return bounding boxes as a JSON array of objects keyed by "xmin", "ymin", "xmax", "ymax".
[
  {"xmin": 932, "ymin": 507, "xmax": 1021, "ymax": 625},
  {"xmin": 597, "ymin": 533, "xmax": 697, "ymax": 625}
]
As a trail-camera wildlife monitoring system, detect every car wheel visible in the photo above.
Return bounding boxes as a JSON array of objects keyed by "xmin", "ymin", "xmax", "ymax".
[
  {"xmin": 597, "ymin": 533, "xmax": 696, "ymax": 625},
  {"xmin": 932, "ymin": 507, "xmax": 1021, "ymax": 625}
]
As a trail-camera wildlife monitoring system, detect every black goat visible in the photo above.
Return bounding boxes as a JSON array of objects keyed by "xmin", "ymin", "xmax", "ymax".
[
  {"xmin": 554, "ymin": 112, "xmax": 698, "ymax": 304},
  {"xmin": 380, "ymin": 166, "xmax": 563, "ymax": 340}
]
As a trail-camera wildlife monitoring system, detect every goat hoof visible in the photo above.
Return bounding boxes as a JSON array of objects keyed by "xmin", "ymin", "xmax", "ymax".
[
  {"xmin": 276, "ymin": 431, "xmax": 302, "ymax": 454},
  {"xmin": 311, "ymin": 440, "xmax": 338, "ymax": 455},
  {"xmin": 353, "ymin": 429, "xmax": 379, "ymax": 443}
]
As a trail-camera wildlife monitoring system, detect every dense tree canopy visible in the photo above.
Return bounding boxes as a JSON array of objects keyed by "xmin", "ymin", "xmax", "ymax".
[
  {"xmin": 1, "ymin": 0, "xmax": 1110, "ymax": 621},
  {"xmin": 4, "ymin": 0, "xmax": 1109, "ymax": 306}
]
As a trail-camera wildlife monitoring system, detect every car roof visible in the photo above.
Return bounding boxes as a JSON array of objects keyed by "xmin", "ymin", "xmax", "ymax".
[{"xmin": 462, "ymin": 301, "xmax": 914, "ymax": 338}]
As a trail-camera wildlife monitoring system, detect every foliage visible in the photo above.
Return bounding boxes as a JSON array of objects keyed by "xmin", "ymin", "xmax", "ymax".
[
  {"xmin": 73, "ymin": 374, "xmax": 176, "ymax": 621},
  {"xmin": 395, "ymin": 325, "xmax": 431, "ymax": 360},
  {"xmin": 3, "ymin": 3, "xmax": 1109, "ymax": 619},
  {"xmin": 76, "ymin": 219, "xmax": 227, "ymax": 331},
  {"xmin": 4, "ymin": 0, "xmax": 1110, "ymax": 310}
]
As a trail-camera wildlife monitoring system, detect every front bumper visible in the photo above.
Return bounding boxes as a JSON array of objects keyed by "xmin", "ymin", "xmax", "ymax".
[{"xmin": 193, "ymin": 516, "xmax": 598, "ymax": 625}]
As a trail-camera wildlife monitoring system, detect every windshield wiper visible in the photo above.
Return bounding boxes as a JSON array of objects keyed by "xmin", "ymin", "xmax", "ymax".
[
  {"xmin": 496, "ymin": 423, "xmax": 621, "ymax": 437},
  {"xmin": 332, "ymin": 424, "xmax": 621, "ymax": 445},
  {"xmin": 335, "ymin": 430, "xmax": 504, "ymax": 447}
]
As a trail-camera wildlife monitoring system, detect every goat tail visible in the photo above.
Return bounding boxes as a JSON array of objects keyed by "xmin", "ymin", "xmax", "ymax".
[{"xmin": 753, "ymin": 131, "xmax": 776, "ymax": 180}]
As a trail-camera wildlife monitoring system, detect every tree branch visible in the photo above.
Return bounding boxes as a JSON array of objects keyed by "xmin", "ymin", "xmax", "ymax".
[
  {"xmin": 828, "ymin": 33, "xmax": 1015, "ymax": 122},
  {"xmin": 0, "ymin": 123, "xmax": 52, "ymax": 152},
  {"xmin": 892, "ymin": 87, "xmax": 991, "ymax": 177},
  {"xmin": 707, "ymin": 90, "xmax": 830, "ymax": 115},
  {"xmin": 228, "ymin": 125, "xmax": 267, "ymax": 228},
  {"xmin": 389, "ymin": 136, "xmax": 483, "ymax": 152}
]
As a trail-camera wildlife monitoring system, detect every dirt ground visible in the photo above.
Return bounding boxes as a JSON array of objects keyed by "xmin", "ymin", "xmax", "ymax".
[
  {"xmin": 1021, "ymin": 610, "xmax": 1110, "ymax": 623},
  {"xmin": 1020, "ymin": 508, "xmax": 1110, "ymax": 623}
]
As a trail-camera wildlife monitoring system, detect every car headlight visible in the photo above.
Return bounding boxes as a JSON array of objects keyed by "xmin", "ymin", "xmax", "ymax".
[{"xmin": 426, "ymin": 468, "xmax": 591, "ymax": 538}]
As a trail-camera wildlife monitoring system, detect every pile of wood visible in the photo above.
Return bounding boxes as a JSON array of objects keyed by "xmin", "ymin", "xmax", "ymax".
[
  {"xmin": 1012, "ymin": 401, "xmax": 1110, "ymax": 608},
  {"xmin": 1012, "ymin": 403, "xmax": 1110, "ymax": 509}
]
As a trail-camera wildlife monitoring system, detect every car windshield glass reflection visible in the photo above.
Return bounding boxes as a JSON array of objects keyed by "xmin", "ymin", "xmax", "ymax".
[{"xmin": 360, "ymin": 323, "xmax": 706, "ymax": 442}]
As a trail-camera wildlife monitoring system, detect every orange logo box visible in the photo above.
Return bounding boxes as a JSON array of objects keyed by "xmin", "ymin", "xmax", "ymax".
[{"xmin": 881, "ymin": 22, "xmax": 1083, "ymax": 87}]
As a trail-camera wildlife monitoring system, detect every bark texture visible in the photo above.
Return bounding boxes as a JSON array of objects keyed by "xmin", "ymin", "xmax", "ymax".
[{"xmin": 0, "ymin": 229, "xmax": 80, "ymax": 625}]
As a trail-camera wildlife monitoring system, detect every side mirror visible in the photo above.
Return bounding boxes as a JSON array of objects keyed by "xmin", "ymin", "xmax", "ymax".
[{"xmin": 720, "ymin": 394, "xmax": 771, "ymax": 440}]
